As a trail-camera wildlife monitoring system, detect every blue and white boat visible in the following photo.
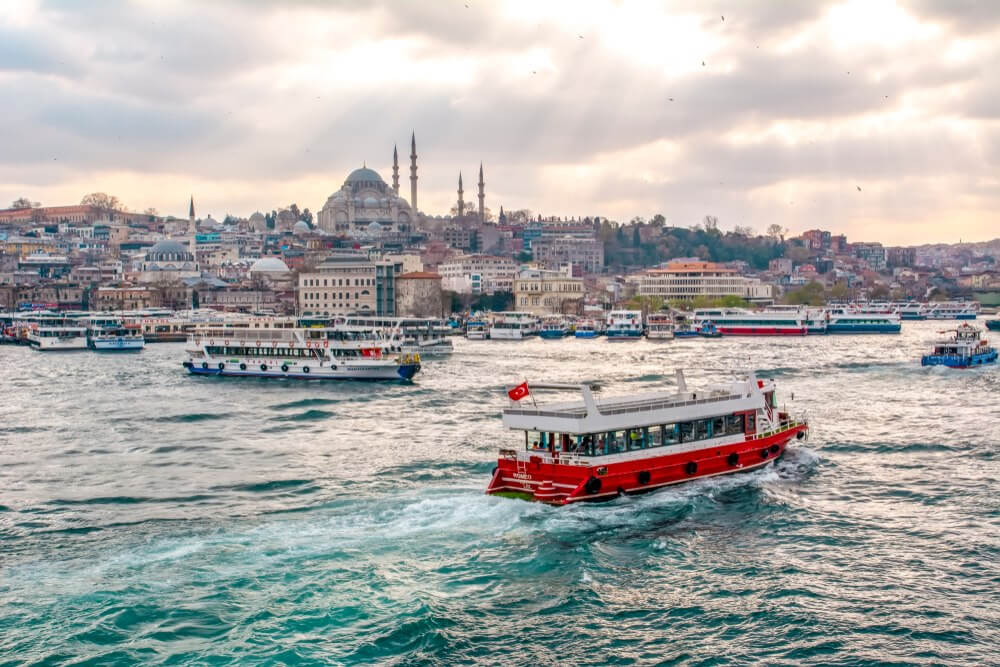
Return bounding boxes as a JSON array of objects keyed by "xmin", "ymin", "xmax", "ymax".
[
  {"xmin": 826, "ymin": 307, "xmax": 901, "ymax": 334},
  {"xmin": 80, "ymin": 315, "xmax": 145, "ymax": 351},
  {"xmin": 921, "ymin": 324, "xmax": 996, "ymax": 368},
  {"xmin": 539, "ymin": 317, "xmax": 570, "ymax": 339},
  {"xmin": 574, "ymin": 318, "xmax": 602, "ymax": 338},
  {"xmin": 925, "ymin": 302, "xmax": 979, "ymax": 320},
  {"xmin": 986, "ymin": 319, "xmax": 1000, "ymax": 332},
  {"xmin": 606, "ymin": 310, "xmax": 643, "ymax": 340}
]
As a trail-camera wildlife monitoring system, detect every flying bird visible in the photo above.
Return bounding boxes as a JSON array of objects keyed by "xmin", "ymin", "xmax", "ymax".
[
  {"xmin": 579, "ymin": 35, "xmax": 584, "ymax": 39},
  {"xmin": 857, "ymin": 186, "xmax": 862, "ymax": 191},
  {"xmin": 721, "ymin": 15, "xmax": 724, "ymax": 21},
  {"xmin": 702, "ymin": 60, "xmax": 706, "ymax": 66}
]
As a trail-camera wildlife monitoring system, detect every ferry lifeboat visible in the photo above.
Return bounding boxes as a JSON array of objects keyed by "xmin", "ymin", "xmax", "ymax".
[{"xmin": 486, "ymin": 371, "xmax": 808, "ymax": 504}]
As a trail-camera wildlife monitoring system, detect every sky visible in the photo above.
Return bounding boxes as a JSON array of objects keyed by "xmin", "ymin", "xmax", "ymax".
[{"xmin": 1, "ymin": 0, "xmax": 998, "ymax": 245}]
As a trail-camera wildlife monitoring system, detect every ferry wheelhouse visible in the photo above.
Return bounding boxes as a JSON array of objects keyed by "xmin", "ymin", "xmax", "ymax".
[
  {"xmin": 182, "ymin": 325, "xmax": 421, "ymax": 381},
  {"xmin": 490, "ymin": 312, "xmax": 540, "ymax": 340},
  {"xmin": 826, "ymin": 307, "xmax": 901, "ymax": 334},
  {"xmin": 693, "ymin": 308, "xmax": 807, "ymax": 336},
  {"xmin": 606, "ymin": 310, "xmax": 643, "ymax": 340},
  {"xmin": 645, "ymin": 313, "xmax": 674, "ymax": 340},
  {"xmin": 79, "ymin": 315, "xmax": 145, "ymax": 351},
  {"xmin": 486, "ymin": 371, "xmax": 808, "ymax": 504},
  {"xmin": 921, "ymin": 324, "xmax": 997, "ymax": 368}
]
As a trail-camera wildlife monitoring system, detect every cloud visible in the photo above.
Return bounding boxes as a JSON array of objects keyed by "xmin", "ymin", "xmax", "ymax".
[{"xmin": 0, "ymin": 0, "xmax": 998, "ymax": 244}]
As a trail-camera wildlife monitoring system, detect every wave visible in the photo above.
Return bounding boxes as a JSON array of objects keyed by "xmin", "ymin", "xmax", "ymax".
[
  {"xmin": 270, "ymin": 409, "xmax": 335, "ymax": 422},
  {"xmin": 269, "ymin": 398, "xmax": 340, "ymax": 410},
  {"xmin": 151, "ymin": 413, "xmax": 231, "ymax": 424}
]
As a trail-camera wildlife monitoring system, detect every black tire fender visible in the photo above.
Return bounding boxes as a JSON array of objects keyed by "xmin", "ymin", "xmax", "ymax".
[{"xmin": 584, "ymin": 477, "xmax": 602, "ymax": 495}]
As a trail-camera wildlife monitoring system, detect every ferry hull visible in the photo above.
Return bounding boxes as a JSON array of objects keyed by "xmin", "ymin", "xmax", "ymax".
[
  {"xmin": 606, "ymin": 331, "xmax": 643, "ymax": 340},
  {"xmin": 539, "ymin": 330, "xmax": 569, "ymax": 339},
  {"xmin": 487, "ymin": 424, "xmax": 807, "ymax": 505},
  {"xmin": 90, "ymin": 338, "xmax": 146, "ymax": 351},
  {"xmin": 28, "ymin": 338, "xmax": 88, "ymax": 351},
  {"xmin": 184, "ymin": 361, "xmax": 420, "ymax": 381},
  {"xmin": 574, "ymin": 331, "xmax": 599, "ymax": 339},
  {"xmin": 921, "ymin": 351, "xmax": 997, "ymax": 368},
  {"xmin": 826, "ymin": 323, "xmax": 901, "ymax": 334},
  {"xmin": 986, "ymin": 320, "xmax": 1000, "ymax": 332},
  {"xmin": 713, "ymin": 326, "xmax": 807, "ymax": 336}
]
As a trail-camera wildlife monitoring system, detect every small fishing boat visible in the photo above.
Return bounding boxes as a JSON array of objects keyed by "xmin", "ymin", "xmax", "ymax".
[
  {"xmin": 486, "ymin": 371, "xmax": 808, "ymax": 505},
  {"xmin": 986, "ymin": 319, "xmax": 1000, "ymax": 332},
  {"xmin": 696, "ymin": 322, "xmax": 721, "ymax": 338},
  {"xmin": 921, "ymin": 324, "xmax": 997, "ymax": 368}
]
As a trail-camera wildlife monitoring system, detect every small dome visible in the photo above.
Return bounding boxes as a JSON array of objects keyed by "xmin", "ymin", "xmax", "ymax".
[
  {"xmin": 249, "ymin": 212, "xmax": 266, "ymax": 224},
  {"xmin": 250, "ymin": 257, "xmax": 290, "ymax": 273},
  {"xmin": 293, "ymin": 220, "xmax": 310, "ymax": 234},
  {"xmin": 202, "ymin": 215, "xmax": 221, "ymax": 229},
  {"xmin": 367, "ymin": 221, "xmax": 383, "ymax": 234},
  {"xmin": 146, "ymin": 240, "xmax": 192, "ymax": 260}
]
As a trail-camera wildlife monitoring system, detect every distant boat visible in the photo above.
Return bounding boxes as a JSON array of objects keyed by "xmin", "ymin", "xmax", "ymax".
[{"xmin": 921, "ymin": 324, "xmax": 996, "ymax": 368}]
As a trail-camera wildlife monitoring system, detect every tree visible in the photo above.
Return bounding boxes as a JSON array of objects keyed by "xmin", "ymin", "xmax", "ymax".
[
  {"xmin": 81, "ymin": 192, "xmax": 121, "ymax": 218},
  {"xmin": 649, "ymin": 213, "xmax": 666, "ymax": 228},
  {"xmin": 10, "ymin": 197, "xmax": 35, "ymax": 209},
  {"xmin": 766, "ymin": 224, "xmax": 788, "ymax": 241},
  {"xmin": 632, "ymin": 225, "xmax": 641, "ymax": 248},
  {"xmin": 300, "ymin": 208, "xmax": 313, "ymax": 224},
  {"xmin": 733, "ymin": 225, "xmax": 755, "ymax": 237},
  {"xmin": 703, "ymin": 215, "xmax": 719, "ymax": 233}
]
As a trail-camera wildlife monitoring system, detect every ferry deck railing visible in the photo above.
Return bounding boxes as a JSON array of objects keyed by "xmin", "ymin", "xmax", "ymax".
[{"xmin": 504, "ymin": 392, "xmax": 744, "ymax": 419}]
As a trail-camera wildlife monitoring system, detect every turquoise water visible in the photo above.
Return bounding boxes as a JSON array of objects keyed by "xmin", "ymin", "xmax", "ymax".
[{"xmin": 1, "ymin": 321, "xmax": 999, "ymax": 665}]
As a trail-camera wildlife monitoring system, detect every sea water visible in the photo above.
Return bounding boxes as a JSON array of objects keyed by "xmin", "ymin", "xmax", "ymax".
[{"xmin": 1, "ymin": 320, "xmax": 998, "ymax": 665}]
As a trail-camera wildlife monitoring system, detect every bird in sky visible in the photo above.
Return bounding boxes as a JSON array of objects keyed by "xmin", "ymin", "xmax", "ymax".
[
  {"xmin": 721, "ymin": 15, "xmax": 725, "ymax": 21},
  {"xmin": 857, "ymin": 186, "xmax": 862, "ymax": 191}
]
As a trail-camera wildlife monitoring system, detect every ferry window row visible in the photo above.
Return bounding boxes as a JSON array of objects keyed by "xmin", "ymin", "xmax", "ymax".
[{"xmin": 526, "ymin": 414, "xmax": 749, "ymax": 457}]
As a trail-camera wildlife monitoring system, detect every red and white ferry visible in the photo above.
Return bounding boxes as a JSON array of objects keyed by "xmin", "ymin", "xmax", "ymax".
[{"xmin": 486, "ymin": 371, "xmax": 808, "ymax": 504}]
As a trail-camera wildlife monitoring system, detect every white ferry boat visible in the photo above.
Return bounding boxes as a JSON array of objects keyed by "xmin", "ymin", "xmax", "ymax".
[
  {"xmin": 26, "ymin": 313, "xmax": 88, "ymax": 351},
  {"xmin": 606, "ymin": 310, "xmax": 643, "ymax": 340},
  {"xmin": 539, "ymin": 316, "xmax": 570, "ymax": 339},
  {"xmin": 490, "ymin": 312, "xmax": 540, "ymax": 340},
  {"xmin": 335, "ymin": 315, "xmax": 454, "ymax": 356},
  {"xmin": 826, "ymin": 307, "xmax": 901, "ymax": 333},
  {"xmin": 182, "ymin": 325, "xmax": 420, "ymax": 381},
  {"xmin": 79, "ymin": 315, "xmax": 145, "ymax": 351},
  {"xmin": 466, "ymin": 317, "xmax": 489, "ymax": 340},
  {"xmin": 487, "ymin": 370, "xmax": 808, "ymax": 504},
  {"xmin": 924, "ymin": 302, "xmax": 979, "ymax": 320},
  {"xmin": 692, "ymin": 308, "xmax": 807, "ymax": 336},
  {"xmin": 895, "ymin": 302, "xmax": 928, "ymax": 320},
  {"xmin": 645, "ymin": 313, "xmax": 675, "ymax": 340}
]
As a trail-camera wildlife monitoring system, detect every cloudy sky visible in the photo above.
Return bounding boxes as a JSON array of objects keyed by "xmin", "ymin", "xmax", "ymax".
[{"xmin": 1, "ymin": 0, "xmax": 998, "ymax": 244}]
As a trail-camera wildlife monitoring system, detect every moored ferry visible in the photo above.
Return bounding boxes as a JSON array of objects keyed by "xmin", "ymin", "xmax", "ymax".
[
  {"xmin": 921, "ymin": 324, "xmax": 997, "ymax": 368},
  {"xmin": 692, "ymin": 308, "xmax": 807, "ymax": 336},
  {"xmin": 336, "ymin": 315, "xmax": 454, "ymax": 356},
  {"xmin": 490, "ymin": 312, "xmax": 540, "ymax": 340},
  {"xmin": 925, "ymin": 302, "xmax": 979, "ymax": 320},
  {"xmin": 24, "ymin": 313, "xmax": 88, "ymax": 351},
  {"xmin": 606, "ymin": 310, "xmax": 643, "ymax": 340},
  {"xmin": 182, "ymin": 325, "xmax": 421, "ymax": 381},
  {"xmin": 466, "ymin": 317, "xmax": 489, "ymax": 340},
  {"xmin": 486, "ymin": 371, "xmax": 808, "ymax": 504},
  {"xmin": 645, "ymin": 313, "xmax": 674, "ymax": 340},
  {"xmin": 539, "ymin": 317, "xmax": 571, "ymax": 339},
  {"xmin": 826, "ymin": 307, "xmax": 901, "ymax": 334},
  {"xmin": 574, "ymin": 318, "xmax": 602, "ymax": 338},
  {"xmin": 80, "ymin": 315, "xmax": 145, "ymax": 351}
]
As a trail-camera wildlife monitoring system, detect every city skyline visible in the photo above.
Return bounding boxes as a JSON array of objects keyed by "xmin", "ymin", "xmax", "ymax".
[{"xmin": 2, "ymin": 1, "xmax": 999, "ymax": 244}]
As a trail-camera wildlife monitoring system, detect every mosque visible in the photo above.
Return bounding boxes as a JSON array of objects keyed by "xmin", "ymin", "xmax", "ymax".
[{"xmin": 317, "ymin": 132, "xmax": 488, "ymax": 238}]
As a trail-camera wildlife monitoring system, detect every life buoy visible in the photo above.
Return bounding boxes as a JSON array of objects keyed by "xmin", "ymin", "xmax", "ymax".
[
  {"xmin": 637, "ymin": 470, "xmax": 651, "ymax": 485},
  {"xmin": 760, "ymin": 449, "xmax": 769, "ymax": 459},
  {"xmin": 218, "ymin": 363, "xmax": 225, "ymax": 370},
  {"xmin": 281, "ymin": 364, "xmax": 289, "ymax": 372},
  {"xmin": 240, "ymin": 363, "xmax": 247, "ymax": 371},
  {"xmin": 201, "ymin": 362, "xmax": 208, "ymax": 369},
  {"xmin": 796, "ymin": 430, "xmax": 805, "ymax": 440},
  {"xmin": 584, "ymin": 477, "xmax": 602, "ymax": 495},
  {"xmin": 685, "ymin": 461, "xmax": 698, "ymax": 475},
  {"xmin": 302, "ymin": 366, "xmax": 310, "ymax": 374},
  {"xmin": 727, "ymin": 453, "xmax": 739, "ymax": 466},
  {"xmin": 260, "ymin": 364, "xmax": 268, "ymax": 371}
]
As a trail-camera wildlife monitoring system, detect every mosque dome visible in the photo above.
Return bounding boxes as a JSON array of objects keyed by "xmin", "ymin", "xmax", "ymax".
[
  {"xmin": 345, "ymin": 167, "xmax": 384, "ymax": 184},
  {"xmin": 250, "ymin": 257, "xmax": 290, "ymax": 273},
  {"xmin": 202, "ymin": 215, "xmax": 221, "ymax": 229},
  {"xmin": 146, "ymin": 240, "xmax": 192, "ymax": 261},
  {"xmin": 293, "ymin": 220, "xmax": 311, "ymax": 234},
  {"xmin": 248, "ymin": 211, "xmax": 266, "ymax": 227}
]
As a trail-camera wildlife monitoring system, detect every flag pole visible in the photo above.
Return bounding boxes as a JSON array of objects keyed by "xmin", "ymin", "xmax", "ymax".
[{"xmin": 527, "ymin": 378, "xmax": 537, "ymax": 409}]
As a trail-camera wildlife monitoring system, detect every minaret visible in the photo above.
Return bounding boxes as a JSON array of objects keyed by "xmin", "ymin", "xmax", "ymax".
[
  {"xmin": 499, "ymin": 205, "xmax": 506, "ymax": 224},
  {"xmin": 409, "ymin": 131, "xmax": 418, "ymax": 211},
  {"xmin": 457, "ymin": 172, "xmax": 465, "ymax": 218},
  {"xmin": 477, "ymin": 162, "xmax": 485, "ymax": 224},
  {"xmin": 391, "ymin": 144, "xmax": 400, "ymax": 195},
  {"xmin": 188, "ymin": 195, "xmax": 196, "ymax": 263}
]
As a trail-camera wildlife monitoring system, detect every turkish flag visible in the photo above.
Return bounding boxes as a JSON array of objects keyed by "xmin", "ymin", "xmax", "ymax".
[{"xmin": 507, "ymin": 382, "xmax": 530, "ymax": 401}]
